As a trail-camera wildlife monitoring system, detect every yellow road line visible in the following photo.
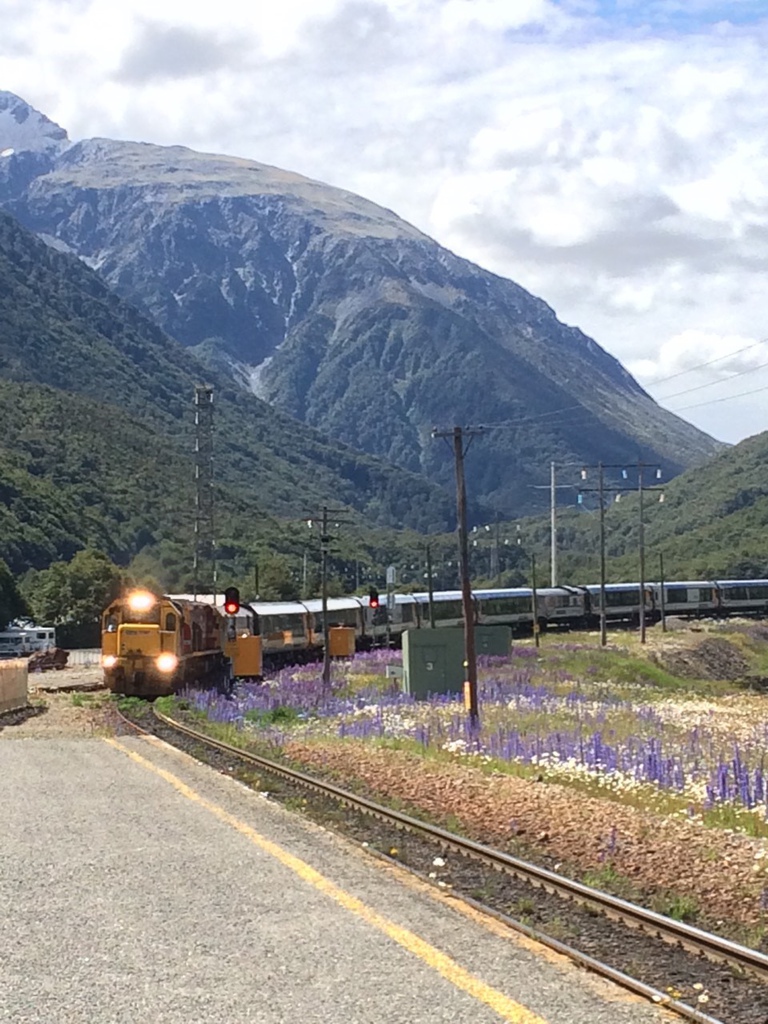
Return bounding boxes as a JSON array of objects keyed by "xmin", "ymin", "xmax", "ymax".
[{"xmin": 104, "ymin": 736, "xmax": 549, "ymax": 1024}]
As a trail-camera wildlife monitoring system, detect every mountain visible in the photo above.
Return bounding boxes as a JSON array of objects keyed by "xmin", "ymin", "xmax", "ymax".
[
  {"xmin": 0, "ymin": 209, "xmax": 459, "ymax": 580},
  {"xmin": 0, "ymin": 93, "xmax": 720, "ymax": 514}
]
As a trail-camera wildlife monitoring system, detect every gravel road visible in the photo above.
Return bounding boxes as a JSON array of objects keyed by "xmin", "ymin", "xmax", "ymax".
[{"xmin": 0, "ymin": 735, "xmax": 671, "ymax": 1024}]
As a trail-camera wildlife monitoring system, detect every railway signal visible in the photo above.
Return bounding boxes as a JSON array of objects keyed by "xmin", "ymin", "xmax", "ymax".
[
  {"xmin": 368, "ymin": 587, "xmax": 380, "ymax": 609},
  {"xmin": 223, "ymin": 587, "xmax": 240, "ymax": 615}
]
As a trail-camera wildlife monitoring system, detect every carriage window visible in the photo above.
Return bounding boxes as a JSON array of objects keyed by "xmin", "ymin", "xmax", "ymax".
[{"xmin": 165, "ymin": 613, "xmax": 177, "ymax": 632}]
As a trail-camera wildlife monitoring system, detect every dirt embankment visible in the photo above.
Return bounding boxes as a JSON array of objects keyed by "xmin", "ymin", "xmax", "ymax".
[
  {"xmin": 653, "ymin": 635, "xmax": 751, "ymax": 681},
  {"xmin": 283, "ymin": 738, "xmax": 768, "ymax": 933}
]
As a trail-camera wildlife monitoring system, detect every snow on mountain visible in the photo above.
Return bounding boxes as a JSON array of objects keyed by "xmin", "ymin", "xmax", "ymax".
[{"xmin": 0, "ymin": 92, "xmax": 69, "ymax": 155}]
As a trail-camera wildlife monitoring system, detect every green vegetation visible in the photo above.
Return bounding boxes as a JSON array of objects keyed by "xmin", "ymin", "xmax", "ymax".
[
  {"xmin": 0, "ymin": 557, "xmax": 27, "ymax": 629},
  {"xmin": 22, "ymin": 549, "xmax": 126, "ymax": 645},
  {"xmin": 511, "ymin": 432, "xmax": 768, "ymax": 583},
  {"xmin": 0, "ymin": 211, "xmax": 456, "ymax": 585}
]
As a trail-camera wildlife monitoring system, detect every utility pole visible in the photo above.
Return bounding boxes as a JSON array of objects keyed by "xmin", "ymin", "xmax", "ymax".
[
  {"xmin": 490, "ymin": 514, "xmax": 501, "ymax": 587},
  {"xmin": 321, "ymin": 506, "xmax": 330, "ymax": 689},
  {"xmin": 659, "ymin": 552, "xmax": 667, "ymax": 634},
  {"xmin": 550, "ymin": 461, "xmax": 557, "ymax": 587},
  {"xmin": 432, "ymin": 425, "xmax": 485, "ymax": 728},
  {"xmin": 531, "ymin": 554, "xmax": 540, "ymax": 649},
  {"xmin": 578, "ymin": 461, "xmax": 663, "ymax": 645},
  {"xmin": 307, "ymin": 506, "xmax": 347, "ymax": 691},
  {"xmin": 638, "ymin": 464, "xmax": 647, "ymax": 644},
  {"xmin": 532, "ymin": 461, "xmax": 584, "ymax": 587},
  {"xmin": 193, "ymin": 385, "xmax": 215, "ymax": 601},
  {"xmin": 598, "ymin": 462, "xmax": 607, "ymax": 648},
  {"xmin": 426, "ymin": 544, "xmax": 436, "ymax": 628}
]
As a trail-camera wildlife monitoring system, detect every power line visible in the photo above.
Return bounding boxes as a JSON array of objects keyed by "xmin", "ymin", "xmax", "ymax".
[
  {"xmin": 670, "ymin": 380, "xmax": 768, "ymax": 412},
  {"xmin": 646, "ymin": 336, "xmax": 768, "ymax": 388},
  {"xmin": 658, "ymin": 356, "xmax": 768, "ymax": 401}
]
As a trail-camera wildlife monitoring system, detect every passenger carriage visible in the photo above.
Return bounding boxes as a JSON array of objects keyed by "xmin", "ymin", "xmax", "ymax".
[
  {"xmin": 715, "ymin": 580, "xmax": 768, "ymax": 618},
  {"xmin": 582, "ymin": 583, "xmax": 654, "ymax": 626},
  {"xmin": 648, "ymin": 581, "xmax": 718, "ymax": 618},
  {"xmin": 249, "ymin": 601, "xmax": 313, "ymax": 666}
]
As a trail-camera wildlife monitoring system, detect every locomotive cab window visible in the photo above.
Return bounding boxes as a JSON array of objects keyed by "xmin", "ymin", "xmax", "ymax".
[{"xmin": 165, "ymin": 613, "xmax": 177, "ymax": 632}]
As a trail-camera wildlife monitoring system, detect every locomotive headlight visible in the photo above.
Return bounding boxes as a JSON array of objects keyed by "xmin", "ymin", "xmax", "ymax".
[
  {"xmin": 127, "ymin": 590, "xmax": 156, "ymax": 613},
  {"xmin": 102, "ymin": 654, "xmax": 118, "ymax": 669},
  {"xmin": 156, "ymin": 653, "xmax": 179, "ymax": 673}
]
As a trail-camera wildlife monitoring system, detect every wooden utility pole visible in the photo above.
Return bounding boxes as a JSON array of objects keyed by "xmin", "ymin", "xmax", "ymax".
[
  {"xmin": 432, "ymin": 425, "xmax": 484, "ymax": 728},
  {"xmin": 306, "ymin": 506, "xmax": 347, "ymax": 691},
  {"xmin": 598, "ymin": 462, "xmax": 607, "ymax": 648},
  {"xmin": 578, "ymin": 461, "xmax": 663, "ymax": 646},
  {"xmin": 550, "ymin": 461, "xmax": 557, "ymax": 587},
  {"xmin": 321, "ymin": 505, "xmax": 331, "ymax": 689},
  {"xmin": 426, "ymin": 543, "xmax": 436, "ymax": 628},
  {"xmin": 531, "ymin": 554, "xmax": 540, "ymax": 649}
]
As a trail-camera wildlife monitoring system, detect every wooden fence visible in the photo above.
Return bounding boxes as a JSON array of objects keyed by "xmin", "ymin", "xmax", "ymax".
[{"xmin": 0, "ymin": 659, "xmax": 28, "ymax": 714}]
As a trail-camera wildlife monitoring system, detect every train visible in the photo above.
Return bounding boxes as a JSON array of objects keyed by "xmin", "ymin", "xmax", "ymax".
[
  {"xmin": 101, "ymin": 590, "xmax": 261, "ymax": 697},
  {"xmin": 102, "ymin": 579, "xmax": 768, "ymax": 697}
]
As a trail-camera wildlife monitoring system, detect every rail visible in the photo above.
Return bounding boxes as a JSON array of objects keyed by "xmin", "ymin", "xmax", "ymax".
[{"xmin": 140, "ymin": 707, "xmax": 768, "ymax": 1023}]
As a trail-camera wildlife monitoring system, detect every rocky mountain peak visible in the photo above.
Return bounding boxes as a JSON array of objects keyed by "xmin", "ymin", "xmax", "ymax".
[{"xmin": 0, "ymin": 92, "xmax": 69, "ymax": 156}]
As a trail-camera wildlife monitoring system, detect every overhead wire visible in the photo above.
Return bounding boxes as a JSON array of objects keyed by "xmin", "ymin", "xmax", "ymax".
[
  {"xmin": 658, "ymin": 355, "xmax": 768, "ymax": 401},
  {"xmin": 645, "ymin": 336, "xmax": 768, "ymax": 389},
  {"xmin": 670, "ymin": 380, "xmax": 768, "ymax": 413}
]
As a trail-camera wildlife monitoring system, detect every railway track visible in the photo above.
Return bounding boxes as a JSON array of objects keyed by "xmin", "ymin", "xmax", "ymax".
[{"xmin": 122, "ymin": 706, "xmax": 768, "ymax": 1024}]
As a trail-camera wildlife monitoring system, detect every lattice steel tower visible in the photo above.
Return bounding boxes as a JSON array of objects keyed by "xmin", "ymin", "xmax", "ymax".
[{"xmin": 193, "ymin": 385, "xmax": 216, "ymax": 599}]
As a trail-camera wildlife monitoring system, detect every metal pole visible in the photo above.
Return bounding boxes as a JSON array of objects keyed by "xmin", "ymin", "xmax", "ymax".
[
  {"xmin": 531, "ymin": 554, "xmax": 540, "ymax": 648},
  {"xmin": 254, "ymin": 564, "xmax": 260, "ymax": 601},
  {"xmin": 426, "ymin": 544, "xmax": 436, "ymax": 628},
  {"xmin": 494, "ymin": 514, "xmax": 501, "ymax": 587},
  {"xmin": 659, "ymin": 551, "xmax": 666, "ymax": 633},
  {"xmin": 321, "ymin": 505, "xmax": 331, "ymax": 690},
  {"xmin": 550, "ymin": 460, "xmax": 557, "ymax": 587},
  {"xmin": 639, "ymin": 463, "xmax": 646, "ymax": 644},
  {"xmin": 453, "ymin": 427, "xmax": 479, "ymax": 728},
  {"xmin": 599, "ymin": 462, "xmax": 607, "ymax": 648}
]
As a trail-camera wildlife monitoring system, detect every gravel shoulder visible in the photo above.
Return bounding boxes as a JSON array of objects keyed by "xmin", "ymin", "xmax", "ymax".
[{"xmin": 281, "ymin": 737, "xmax": 768, "ymax": 938}]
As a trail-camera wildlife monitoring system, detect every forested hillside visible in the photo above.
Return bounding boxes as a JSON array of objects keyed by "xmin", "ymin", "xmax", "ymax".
[
  {"xmin": 513, "ymin": 432, "xmax": 768, "ymax": 585},
  {"xmin": 0, "ymin": 212, "xmax": 459, "ymax": 584}
]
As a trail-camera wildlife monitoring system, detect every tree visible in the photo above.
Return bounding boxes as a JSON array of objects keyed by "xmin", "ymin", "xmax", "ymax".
[
  {"xmin": 0, "ymin": 559, "xmax": 28, "ymax": 630},
  {"xmin": 24, "ymin": 549, "xmax": 126, "ymax": 645},
  {"xmin": 258, "ymin": 556, "xmax": 300, "ymax": 601}
]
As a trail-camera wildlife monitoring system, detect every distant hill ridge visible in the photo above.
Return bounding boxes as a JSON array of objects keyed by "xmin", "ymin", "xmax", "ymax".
[{"xmin": 0, "ymin": 92, "xmax": 720, "ymax": 514}]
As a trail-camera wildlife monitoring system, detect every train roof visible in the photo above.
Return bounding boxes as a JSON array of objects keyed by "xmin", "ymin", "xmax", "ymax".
[
  {"xmin": 714, "ymin": 579, "xmax": 768, "ymax": 587},
  {"xmin": 582, "ymin": 582, "xmax": 644, "ymax": 592},
  {"xmin": 301, "ymin": 597, "xmax": 364, "ymax": 613},
  {"xmin": 647, "ymin": 580, "xmax": 718, "ymax": 588},
  {"xmin": 410, "ymin": 590, "xmax": 463, "ymax": 604},
  {"xmin": 249, "ymin": 601, "xmax": 308, "ymax": 617}
]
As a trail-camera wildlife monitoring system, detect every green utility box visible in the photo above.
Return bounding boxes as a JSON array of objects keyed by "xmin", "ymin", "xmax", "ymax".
[{"xmin": 402, "ymin": 626, "xmax": 511, "ymax": 699}]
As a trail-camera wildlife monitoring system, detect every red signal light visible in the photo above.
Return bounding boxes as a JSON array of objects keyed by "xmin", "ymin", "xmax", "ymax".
[
  {"xmin": 369, "ymin": 587, "xmax": 380, "ymax": 609},
  {"xmin": 224, "ymin": 586, "xmax": 240, "ymax": 616}
]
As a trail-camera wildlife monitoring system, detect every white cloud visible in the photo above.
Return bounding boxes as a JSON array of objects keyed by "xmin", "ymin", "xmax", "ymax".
[{"xmin": 1, "ymin": 0, "xmax": 768, "ymax": 444}]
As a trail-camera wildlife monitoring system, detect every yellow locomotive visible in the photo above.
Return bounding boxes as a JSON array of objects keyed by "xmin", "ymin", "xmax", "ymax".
[{"xmin": 101, "ymin": 589, "xmax": 261, "ymax": 697}]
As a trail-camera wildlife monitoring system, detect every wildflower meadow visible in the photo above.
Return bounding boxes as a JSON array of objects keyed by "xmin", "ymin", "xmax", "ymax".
[{"xmin": 184, "ymin": 642, "xmax": 768, "ymax": 833}]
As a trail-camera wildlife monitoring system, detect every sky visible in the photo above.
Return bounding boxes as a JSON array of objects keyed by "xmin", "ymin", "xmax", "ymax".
[{"xmin": 1, "ymin": 0, "xmax": 767, "ymax": 445}]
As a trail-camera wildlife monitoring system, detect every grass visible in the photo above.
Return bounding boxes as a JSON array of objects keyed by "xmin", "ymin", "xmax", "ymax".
[{"xmin": 650, "ymin": 892, "xmax": 700, "ymax": 923}]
